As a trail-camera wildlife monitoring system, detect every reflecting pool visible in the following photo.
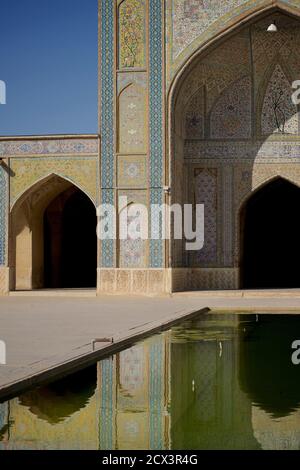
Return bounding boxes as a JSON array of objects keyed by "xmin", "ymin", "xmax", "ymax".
[{"xmin": 1, "ymin": 313, "xmax": 300, "ymax": 450}]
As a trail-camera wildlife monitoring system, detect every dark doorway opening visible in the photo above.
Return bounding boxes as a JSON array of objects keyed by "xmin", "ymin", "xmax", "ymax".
[
  {"xmin": 241, "ymin": 178, "xmax": 300, "ymax": 289},
  {"xmin": 44, "ymin": 188, "xmax": 97, "ymax": 288}
]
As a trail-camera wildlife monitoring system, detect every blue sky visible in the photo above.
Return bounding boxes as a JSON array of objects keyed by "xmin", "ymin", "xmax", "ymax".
[{"xmin": 0, "ymin": 0, "xmax": 98, "ymax": 136}]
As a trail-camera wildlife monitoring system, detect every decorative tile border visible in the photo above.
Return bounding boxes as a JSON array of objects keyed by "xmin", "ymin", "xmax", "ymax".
[
  {"xmin": 101, "ymin": 189, "xmax": 115, "ymax": 268},
  {"xmin": 97, "ymin": 268, "xmax": 170, "ymax": 294},
  {"xmin": 0, "ymin": 138, "xmax": 98, "ymax": 157},
  {"xmin": 99, "ymin": 359, "xmax": 114, "ymax": 450},
  {"xmin": 150, "ymin": 189, "xmax": 164, "ymax": 268},
  {"xmin": 100, "ymin": 0, "xmax": 115, "ymax": 190},
  {"xmin": 184, "ymin": 139, "xmax": 300, "ymax": 161},
  {"xmin": 0, "ymin": 167, "xmax": 7, "ymax": 266},
  {"xmin": 149, "ymin": 0, "xmax": 164, "ymax": 268},
  {"xmin": 222, "ymin": 166, "xmax": 234, "ymax": 266},
  {"xmin": 149, "ymin": 337, "xmax": 164, "ymax": 449},
  {"xmin": 100, "ymin": 0, "xmax": 115, "ymax": 268}
]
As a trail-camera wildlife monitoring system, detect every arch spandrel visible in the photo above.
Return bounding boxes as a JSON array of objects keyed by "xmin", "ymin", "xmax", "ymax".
[
  {"xmin": 167, "ymin": 0, "xmax": 300, "ymax": 89},
  {"xmin": 9, "ymin": 158, "xmax": 97, "ymax": 209}
]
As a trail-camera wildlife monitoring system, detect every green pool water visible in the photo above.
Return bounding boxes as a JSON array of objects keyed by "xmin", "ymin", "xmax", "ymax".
[{"xmin": 1, "ymin": 312, "xmax": 300, "ymax": 450}]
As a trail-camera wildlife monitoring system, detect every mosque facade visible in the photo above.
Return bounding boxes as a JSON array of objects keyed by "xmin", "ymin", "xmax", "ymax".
[{"xmin": 1, "ymin": 1, "xmax": 300, "ymax": 295}]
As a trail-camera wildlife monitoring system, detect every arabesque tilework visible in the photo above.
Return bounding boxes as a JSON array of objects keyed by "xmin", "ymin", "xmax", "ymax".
[
  {"xmin": 167, "ymin": 1, "xmax": 300, "ymax": 85},
  {"xmin": 193, "ymin": 169, "xmax": 218, "ymax": 265},
  {"xmin": 167, "ymin": 0, "xmax": 265, "ymax": 83},
  {"xmin": 210, "ymin": 76, "xmax": 252, "ymax": 139},
  {"xmin": 0, "ymin": 139, "xmax": 98, "ymax": 156},
  {"xmin": 118, "ymin": 155, "xmax": 147, "ymax": 188},
  {"xmin": 118, "ymin": 0, "xmax": 146, "ymax": 68},
  {"xmin": 172, "ymin": 0, "xmax": 250, "ymax": 60}
]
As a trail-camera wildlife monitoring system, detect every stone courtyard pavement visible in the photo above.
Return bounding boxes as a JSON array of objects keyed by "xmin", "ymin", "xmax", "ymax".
[{"xmin": 0, "ymin": 290, "xmax": 300, "ymax": 400}]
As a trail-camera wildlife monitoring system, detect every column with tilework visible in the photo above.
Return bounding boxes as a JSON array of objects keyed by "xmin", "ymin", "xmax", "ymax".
[{"xmin": 98, "ymin": 0, "xmax": 167, "ymax": 293}]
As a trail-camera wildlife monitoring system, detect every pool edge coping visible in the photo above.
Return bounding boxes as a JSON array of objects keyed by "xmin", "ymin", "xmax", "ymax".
[{"xmin": 0, "ymin": 306, "xmax": 210, "ymax": 402}]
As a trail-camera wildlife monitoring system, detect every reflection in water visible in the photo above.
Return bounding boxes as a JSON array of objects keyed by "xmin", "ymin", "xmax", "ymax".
[
  {"xmin": 1, "ymin": 313, "xmax": 300, "ymax": 450},
  {"xmin": 170, "ymin": 316, "xmax": 260, "ymax": 450},
  {"xmin": 239, "ymin": 315, "xmax": 300, "ymax": 418},
  {"xmin": 239, "ymin": 315, "xmax": 300, "ymax": 450},
  {"xmin": 19, "ymin": 366, "xmax": 96, "ymax": 425},
  {"xmin": 0, "ymin": 402, "xmax": 10, "ymax": 442},
  {"xmin": 0, "ymin": 367, "xmax": 98, "ymax": 450}
]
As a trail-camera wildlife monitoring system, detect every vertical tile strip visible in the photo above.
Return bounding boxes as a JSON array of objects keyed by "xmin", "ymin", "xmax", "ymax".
[
  {"xmin": 99, "ymin": 358, "xmax": 114, "ymax": 450},
  {"xmin": 149, "ymin": 0, "xmax": 164, "ymax": 268},
  {"xmin": 0, "ymin": 167, "xmax": 7, "ymax": 266},
  {"xmin": 149, "ymin": 338, "xmax": 164, "ymax": 449},
  {"xmin": 223, "ymin": 166, "xmax": 233, "ymax": 266},
  {"xmin": 100, "ymin": 0, "xmax": 115, "ymax": 267}
]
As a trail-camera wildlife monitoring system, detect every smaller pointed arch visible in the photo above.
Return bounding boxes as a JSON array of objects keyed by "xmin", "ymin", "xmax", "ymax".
[
  {"xmin": 11, "ymin": 172, "xmax": 96, "ymax": 212},
  {"xmin": 118, "ymin": 82, "xmax": 147, "ymax": 154},
  {"xmin": 10, "ymin": 174, "xmax": 97, "ymax": 291},
  {"xmin": 260, "ymin": 63, "xmax": 298, "ymax": 135},
  {"xmin": 241, "ymin": 177, "xmax": 300, "ymax": 288},
  {"xmin": 118, "ymin": 200, "xmax": 147, "ymax": 268}
]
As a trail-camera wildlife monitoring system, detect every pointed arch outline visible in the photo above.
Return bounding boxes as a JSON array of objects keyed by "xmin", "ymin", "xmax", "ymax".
[
  {"xmin": 117, "ymin": 199, "xmax": 148, "ymax": 269},
  {"xmin": 168, "ymin": 2, "xmax": 300, "ymax": 183},
  {"xmin": 167, "ymin": 2, "xmax": 300, "ymax": 270},
  {"xmin": 9, "ymin": 172, "xmax": 98, "ymax": 291},
  {"xmin": 117, "ymin": 81, "xmax": 148, "ymax": 154},
  {"xmin": 236, "ymin": 174, "xmax": 300, "ymax": 279},
  {"xmin": 237, "ymin": 174, "xmax": 300, "ymax": 287},
  {"xmin": 239, "ymin": 173, "xmax": 300, "ymax": 215},
  {"xmin": 10, "ymin": 172, "xmax": 97, "ymax": 212},
  {"xmin": 168, "ymin": 1, "xmax": 300, "ymax": 100},
  {"xmin": 182, "ymin": 85, "xmax": 206, "ymax": 139}
]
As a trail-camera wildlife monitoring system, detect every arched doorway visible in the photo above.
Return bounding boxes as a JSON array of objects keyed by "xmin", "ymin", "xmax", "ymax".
[
  {"xmin": 44, "ymin": 187, "xmax": 97, "ymax": 288},
  {"xmin": 11, "ymin": 175, "xmax": 97, "ymax": 290},
  {"xmin": 241, "ymin": 178, "xmax": 300, "ymax": 289}
]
